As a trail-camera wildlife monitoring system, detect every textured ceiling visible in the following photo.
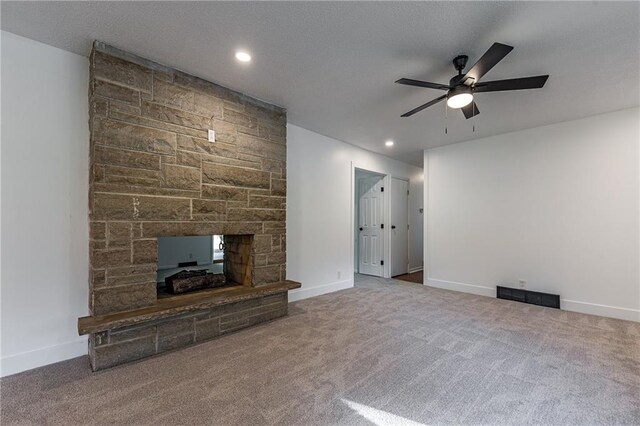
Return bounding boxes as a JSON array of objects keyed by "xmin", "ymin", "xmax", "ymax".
[{"xmin": 2, "ymin": 1, "xmax": 639, "ymax": 166}]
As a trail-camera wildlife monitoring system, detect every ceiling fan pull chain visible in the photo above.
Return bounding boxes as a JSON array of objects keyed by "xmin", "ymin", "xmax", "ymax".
[
  {"xmin": 444, "ymin": 100, "xmax": 448, "ymax": 134},
  {"xmin": 472, "ymin": 106, "xmax": 476, "ymax": 132}
]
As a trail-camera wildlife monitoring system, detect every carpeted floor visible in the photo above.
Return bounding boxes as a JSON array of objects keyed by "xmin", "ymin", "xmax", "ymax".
[{"xmin": 2, "ymin": 275, "xmax": 639, "ymax": 425}]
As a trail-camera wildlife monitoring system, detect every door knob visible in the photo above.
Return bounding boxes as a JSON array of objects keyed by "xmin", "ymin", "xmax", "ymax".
[
  {"xmin": 391, "ymin": 225, "xmax": 396, "ymax": 229},
  {"xmin": 359, "ymin": 227, "xmax": 363, "ymax": 231}
]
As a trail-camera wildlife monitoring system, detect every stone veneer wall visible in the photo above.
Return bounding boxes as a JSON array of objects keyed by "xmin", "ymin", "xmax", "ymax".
[
  {"xmin": 88, "ymin": 42, "xmax": 287, "ymax": 316},
  {"xmin": 90, "ymin": 293, "xmax": 288, "ymax": 370}
]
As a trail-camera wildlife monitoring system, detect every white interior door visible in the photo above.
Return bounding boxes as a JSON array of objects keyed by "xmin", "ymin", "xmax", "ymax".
[
  {"xmin": 390, "ymin": 178, "xmax": 409, "ymax": 277},
  {"xmin": 358, "ymin": 174, "xmax": 384, "ymax": 276}
]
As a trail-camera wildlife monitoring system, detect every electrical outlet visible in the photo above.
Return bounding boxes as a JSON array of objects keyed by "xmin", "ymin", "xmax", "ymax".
[
  {"xmin": 519, "ymin": 279, "xmax": 526, "ymax": 289},
  {"xmin": 337, "ymin": 271, "xmax": 341, "ymax": 279},
  {"xmin": 208, "ymin": 129, "xmax": 216, "ymax": 142}
]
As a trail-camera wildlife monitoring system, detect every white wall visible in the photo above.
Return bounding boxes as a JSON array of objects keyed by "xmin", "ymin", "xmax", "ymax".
[
  {"xmin": 1, "ymin": 32, "xmax": 90, "ymax": 376},
  {"xmin": 424, "ymin": 107, "xmax": 640, "ymax": 322},
  {"xmin": 287, "ymin": 124, "xmax": 424, "ymax": 301}
]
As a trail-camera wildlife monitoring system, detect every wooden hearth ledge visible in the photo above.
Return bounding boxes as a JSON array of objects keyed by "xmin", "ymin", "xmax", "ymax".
[{"xmin": 78, "ymin": 280, "xmax": 301, "ymax": 335}]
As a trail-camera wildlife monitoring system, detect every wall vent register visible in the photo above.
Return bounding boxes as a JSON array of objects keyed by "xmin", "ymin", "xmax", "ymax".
[{"xmin": 496, "ymin": 286, "xmax": 560, "ymax": 309}]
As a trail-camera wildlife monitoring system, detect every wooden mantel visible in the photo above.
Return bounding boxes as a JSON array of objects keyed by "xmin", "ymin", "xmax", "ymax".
[{"xmin": 78, "ymin": 280, "xmax": 301, "ymax": 335}]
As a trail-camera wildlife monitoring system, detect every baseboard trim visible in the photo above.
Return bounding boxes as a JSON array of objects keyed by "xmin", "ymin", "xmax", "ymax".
[
  {"xmin": 426, "ymin": 278, "xmax": 495, "ymax": 298},
  {"xmin": 560, "ymin": 299, "xmax": 640, "ymax": 322},
  {"xmin": 288, "ymin": 278, "xmax": 354, "ymax": 302},
  {"xmin": 1, "ymin": 338, "xmax": 87, "ymax": 378},
  {"xmin": 426, "ymin": 277, "xmax": 639, "ymax": 322},
  {"xmin": 408, "ymin": 266, "xmax": 424, "ymax": 274}
]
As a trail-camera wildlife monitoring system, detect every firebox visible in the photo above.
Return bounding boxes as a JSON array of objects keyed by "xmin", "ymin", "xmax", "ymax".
[{"xmin": 157, "ymin": 235, "xmax": 253, "ymax": 296}]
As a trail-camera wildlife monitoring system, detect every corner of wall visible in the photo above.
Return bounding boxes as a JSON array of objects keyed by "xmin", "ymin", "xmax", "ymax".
[{"xmin": 288, "ymin": 278, "xmax": 354, "ymax": 303}]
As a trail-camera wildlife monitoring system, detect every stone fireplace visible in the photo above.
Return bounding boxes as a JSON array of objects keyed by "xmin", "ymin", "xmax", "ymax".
[{"xmin": 78, "ymin": 42, "xmax": 300, "ymax": 370}]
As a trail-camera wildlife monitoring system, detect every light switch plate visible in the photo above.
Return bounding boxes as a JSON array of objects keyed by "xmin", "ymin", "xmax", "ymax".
[{"xmin": 208, "ymin": 129, "xmax": 216, "ymax": 142}]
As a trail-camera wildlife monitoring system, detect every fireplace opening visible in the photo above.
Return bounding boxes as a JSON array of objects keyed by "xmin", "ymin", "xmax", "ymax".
[{"xmin": 156, "ymin": 234, "xmax": 253, "ymax": 297}]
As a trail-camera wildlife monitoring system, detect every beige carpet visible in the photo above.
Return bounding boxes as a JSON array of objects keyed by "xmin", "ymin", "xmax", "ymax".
[{"xmin": 2, "ymin": 275, "xmax": 639, "ymax": 425}]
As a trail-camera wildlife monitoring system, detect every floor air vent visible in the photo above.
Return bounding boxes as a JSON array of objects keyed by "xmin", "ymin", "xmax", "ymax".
[{"xmin": 497, "ymin": 286, "xmax": 560, "ymax": 309}]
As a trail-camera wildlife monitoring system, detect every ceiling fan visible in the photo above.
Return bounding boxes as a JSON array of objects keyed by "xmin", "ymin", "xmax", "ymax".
[{"xmin": 396, "ymin": 42, "xmax": 549, "ymax": 119}]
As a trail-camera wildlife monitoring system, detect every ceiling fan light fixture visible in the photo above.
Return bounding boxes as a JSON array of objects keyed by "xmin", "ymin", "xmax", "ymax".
[{"xmin": 446, "ymin": 86, "xmax": 473, "ymax": 109}]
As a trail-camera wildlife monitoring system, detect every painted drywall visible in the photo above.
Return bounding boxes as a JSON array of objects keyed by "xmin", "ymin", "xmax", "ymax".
[
  {"xmin": 424, "ymin": 107, "xmax": 640, "ymax": 321},
  {"xmin": 287, "ymin": 124, "xmax": 424, "ymax": 301},
  {"xmin": 1, "ymin": 32, "xmax": 90, "ymax": 376}
]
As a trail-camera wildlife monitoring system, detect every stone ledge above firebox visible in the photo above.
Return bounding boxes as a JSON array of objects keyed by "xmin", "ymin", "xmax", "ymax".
[{"xmin": 78, "ymin": 280, "xmax": 301, "ymax": 335}]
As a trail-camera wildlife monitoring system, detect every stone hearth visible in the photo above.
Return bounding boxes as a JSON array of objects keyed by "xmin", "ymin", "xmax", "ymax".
[{"xmin": 78, "ymin": 42, "xmax": 299, "ymax": 371}]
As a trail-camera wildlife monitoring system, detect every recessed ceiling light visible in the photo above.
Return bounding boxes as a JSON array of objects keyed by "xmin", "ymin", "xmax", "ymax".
[
  {"xmin": 385, "ymin": 140, "xmax": 394, "ymax": 147},
  {"xmin": 235, "ymin": 51, "xmax": 252, "ymax": 63}
]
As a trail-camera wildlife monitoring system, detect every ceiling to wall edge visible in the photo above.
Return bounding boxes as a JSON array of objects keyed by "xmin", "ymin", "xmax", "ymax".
[
  {"xmin": 89, "ymin": 39, "xmax": 423, "ymax": 169},
  {"xmin": 422, "ymin": 105, "xmax": 640, "ymax": 155},
  {"xmin": 97, "ymin": 37, "xmax": 638, "ymax": 170},
  {"xmin": 23, "ymin": 34, "xmax": 637, "ymax": 169},
  {"xmin": 93, "ymin": 40, "xmax": 286, "ymax": 115}
]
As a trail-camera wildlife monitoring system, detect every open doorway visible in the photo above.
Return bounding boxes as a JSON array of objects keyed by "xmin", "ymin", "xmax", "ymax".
[
  {"xmin": 390, "ymin": 177, "xmax": 409, "ymax": 278},
  {"xmin": 354, "ymin": 168, "xmax": 386, "ymax": 277}
]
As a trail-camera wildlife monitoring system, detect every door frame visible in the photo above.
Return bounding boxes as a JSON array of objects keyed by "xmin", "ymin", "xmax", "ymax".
[
  {"xmin": 351, "ymin": 162, "xmax": 391, "ymax": 278},
  {"xmin": 389, "ymin": 177, "xmax": 410, "ymax": 277}
]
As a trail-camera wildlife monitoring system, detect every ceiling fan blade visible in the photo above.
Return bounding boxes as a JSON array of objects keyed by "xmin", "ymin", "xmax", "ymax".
[
  {"xmin": 396, "ymin": 78, "xmax": 451, "ymax": 91},
  {"xmin": 473, "ymin": 75, "xmax": 549, "ymax": 92},
  {"xmin": 463, "ymin": 42, "xmax": 513, "ymax": 84},
  {"xmin": 401, "ymin": 95, "xmax": 447, "ymax": 117},
  {"xmin": 461, "ymin": 101, "xmax": 479, "ymax": 119}
]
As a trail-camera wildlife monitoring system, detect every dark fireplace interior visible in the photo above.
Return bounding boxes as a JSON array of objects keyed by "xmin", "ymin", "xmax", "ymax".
[{"xmin": 157, "ymin": 234, "xmax": 254, "ymax": 297}]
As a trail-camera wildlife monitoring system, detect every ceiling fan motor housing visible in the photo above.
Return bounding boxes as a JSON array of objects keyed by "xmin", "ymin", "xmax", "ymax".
[
  {"xmin": 449, "ymin": 74, "xmax": 467, "ymax": 86},
  {"xmin": 448, "ymin": 85, "xmax": 471, "ymax": 98},
  {"xmin": 450, "ymin": 55, "xmax": 470, "ymax": 85},
  {"xmin": 452, "ymin": 55, "xmax": 468, "ymax": 73}
]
